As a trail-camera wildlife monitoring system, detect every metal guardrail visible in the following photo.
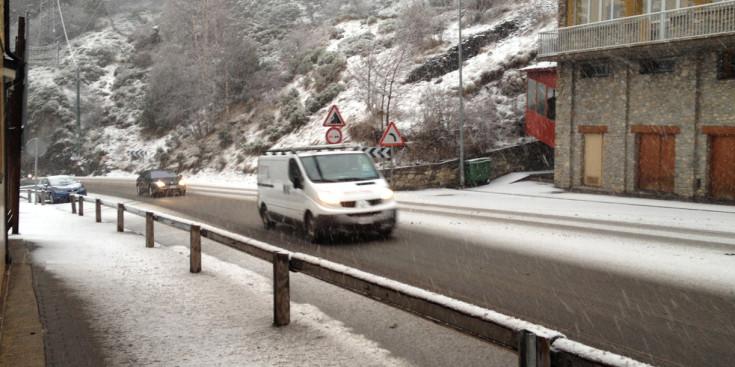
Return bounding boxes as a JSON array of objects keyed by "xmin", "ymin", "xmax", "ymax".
[
  {"xmin": 539, "ymin": 0, "xmax": 735, "ymax": 56},
  {"xmin": 23, "ymin": 189, "xmax": 651, "ymax": 367}
]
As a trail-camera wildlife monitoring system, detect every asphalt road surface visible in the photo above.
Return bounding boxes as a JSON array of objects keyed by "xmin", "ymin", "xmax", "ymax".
[{"xmin": 81, "ymin": 178, "xmax": 735, "ymax": 367}]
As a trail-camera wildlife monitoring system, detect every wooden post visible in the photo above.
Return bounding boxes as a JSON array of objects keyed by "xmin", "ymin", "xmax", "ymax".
[
  {"xmin": 71, "ymin": 195, "xmax": 76, "ymax": 213},
  {"xmin": 273, "ymin": 251, "xmax": 290, "ymax": 326},
  {"xmin": 27, "ymin": 189, "xmax": 31, "ymax": 203},
  {"xmin": 190, "ymin": 225, "xmax": 201, "ymax": 273},
  {"xmin": 146, "ymin": 212, "xmax": 154, "ymax": 248},
  {"xmin": 117, "ymin": 204, "xmax": 124, "ymax": 232},
  {"xmin": 78, "ymin": 196, "xmax": 84, "ymax": 216},
  {"xmin": 40, "ymin": 190, "xmax": 45, "ymax": 206},
  {"xmin": 95, "ymin": 199, "xmax": 102, "ymax": 223},
  {"xmin": 518, "ymin": 330, "xmax": 551, "ymax": 367}
]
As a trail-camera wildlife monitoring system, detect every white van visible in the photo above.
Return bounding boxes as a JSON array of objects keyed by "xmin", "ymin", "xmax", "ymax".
[{"xmin": 257, "ymin": 146, "xmax": 398, "ymax": 242}]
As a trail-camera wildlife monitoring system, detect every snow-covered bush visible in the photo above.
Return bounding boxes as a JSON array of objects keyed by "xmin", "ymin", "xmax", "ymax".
[
  {"xmin": 338, "ymin": 32, "xmax": 377, "ymax": 57},
  {"xmin": 313, "ymin": 51, "xmax": 347, "ymax": 92},
  {"xmin": 306, "ymin": 83, "xmax": 345, "ymax": 113}
]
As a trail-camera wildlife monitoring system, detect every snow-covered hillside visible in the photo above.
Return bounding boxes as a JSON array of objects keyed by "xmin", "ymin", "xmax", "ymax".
[{"xmin": 24, "ymin": 0, "xmax": 557, "ymax": 183}]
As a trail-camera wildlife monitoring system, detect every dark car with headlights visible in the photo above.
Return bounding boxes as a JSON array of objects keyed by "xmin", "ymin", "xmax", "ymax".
[
  {"xmin": 36, "ymin": 175, "xmax": 87, "ymax": 203},
  {"xmin": 136, "ymin": 169, "xmax": 187, "ymax": 197}
]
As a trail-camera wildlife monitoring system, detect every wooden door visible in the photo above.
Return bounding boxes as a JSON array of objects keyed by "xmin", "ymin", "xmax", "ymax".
[
  {"xmin": 708, "ymin": 135, "xmax": 735, "ymax": 199},
  {"xmin": 637, "ymin": 133, "xmax": 675, "ymax": 192},
  {"xmin": 583, "ymin": 133, "xmax": 603, "ymax": 186}
]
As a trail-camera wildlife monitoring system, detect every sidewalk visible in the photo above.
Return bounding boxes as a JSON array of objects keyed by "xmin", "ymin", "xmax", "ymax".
[
  {"xmin": 395, "ymin": 172, "xmax": 735, "ymax": 233},
  {"xmin": 0, "ymin": 238, "xmax": 45, "ymax": 367}
]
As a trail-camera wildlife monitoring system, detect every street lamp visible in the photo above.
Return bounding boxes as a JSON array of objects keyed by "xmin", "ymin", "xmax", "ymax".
[{"xmin": 458, "ymin": 0, "xmax": 465, "ymax": 187}]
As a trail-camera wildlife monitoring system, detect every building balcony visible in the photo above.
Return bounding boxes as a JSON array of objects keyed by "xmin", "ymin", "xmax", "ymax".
[{"xmin": 538, "ymin": 1, "xmax": 735, "ymax": 58}]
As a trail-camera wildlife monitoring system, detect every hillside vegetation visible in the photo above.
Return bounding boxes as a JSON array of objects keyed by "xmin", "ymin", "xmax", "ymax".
[{"xmin": 20, "ymin": 0, "xmax": 556, "ymax": 180}]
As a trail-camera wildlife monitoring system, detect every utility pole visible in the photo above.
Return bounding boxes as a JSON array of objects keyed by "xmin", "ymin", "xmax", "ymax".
[
  {"xmin": 457, "ymin": 0, "xmax": 465, "ymax": 188},
  {"xmin": 76, "ymin": 66, "xmax": 80, "ymax": 157}
]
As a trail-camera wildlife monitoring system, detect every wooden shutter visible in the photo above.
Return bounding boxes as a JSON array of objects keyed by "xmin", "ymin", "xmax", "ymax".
[
  {"xmin": 583, "ymin": 133, "xmax": 604, "ymax": 187},
  {"xmin": 708, "ymin": 135, "xmax": 735, "ymax": 199},
  {"xmin": 637, "ymin": 133, "xmax": 676, "ymax": 192}
]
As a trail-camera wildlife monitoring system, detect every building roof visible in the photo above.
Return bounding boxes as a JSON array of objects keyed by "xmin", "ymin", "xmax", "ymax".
[{"xmin": 519, "ymin": 61, "xmax": 557, "ymax": 73}]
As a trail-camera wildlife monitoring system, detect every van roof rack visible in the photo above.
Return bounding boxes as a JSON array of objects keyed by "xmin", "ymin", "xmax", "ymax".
[{"xmin": 263, "ymin": 145, "xmax": 360, "ymax": 155}]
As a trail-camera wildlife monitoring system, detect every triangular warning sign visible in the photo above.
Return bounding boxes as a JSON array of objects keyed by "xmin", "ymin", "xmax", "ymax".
[
  {"xmin": 379, "ymin": 122, "xmax": 405, "ymax": 147},
  {"xmin": 323, "ymin": 105, "xmax": 346, "ymax": 127}
]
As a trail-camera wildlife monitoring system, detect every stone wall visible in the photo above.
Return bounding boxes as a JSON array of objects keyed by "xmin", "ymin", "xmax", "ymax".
[
  {"xmin": 554, "ymin": 47, "xmax": 735, "ymax": 201},
  {"xmin": 383, "ymin": 141, "xmax": 554, "ymax": 191}
]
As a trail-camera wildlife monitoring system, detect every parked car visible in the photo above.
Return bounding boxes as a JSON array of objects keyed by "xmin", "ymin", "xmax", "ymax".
[
  {"xmin": 136, "ymin": 169, "xmax": 187, "ymax": 197},
  {"xmin": 36, "ymin": 175, "xmax": 87, "ymax": 203}
]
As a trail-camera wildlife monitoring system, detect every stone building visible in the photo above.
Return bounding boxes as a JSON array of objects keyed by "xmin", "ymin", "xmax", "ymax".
[{"xmin": 537, "ymin": 0, "xmax": 735, "ymax": 201}]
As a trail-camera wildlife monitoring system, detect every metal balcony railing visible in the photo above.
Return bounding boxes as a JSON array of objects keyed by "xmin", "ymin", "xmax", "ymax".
[{"xmin": 538, "ymin": 0, "xmax": 735, "ymax": 57}]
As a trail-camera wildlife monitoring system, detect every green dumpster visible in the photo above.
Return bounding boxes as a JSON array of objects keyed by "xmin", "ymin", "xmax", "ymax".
[{"xmin": 464, "ymin": 158, "xmax": 491, "ymax": 186}]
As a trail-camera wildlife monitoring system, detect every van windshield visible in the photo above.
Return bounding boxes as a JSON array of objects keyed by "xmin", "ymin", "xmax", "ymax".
[{"xmin": 300, "ymin": 154, "xmax": 380, "ymax": 183}]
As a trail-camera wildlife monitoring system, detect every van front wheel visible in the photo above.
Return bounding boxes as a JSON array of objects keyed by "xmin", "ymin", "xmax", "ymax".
[
  {"xmin": 260, "ymin": 204, "xmax": 275, "ymax": 230},
  {"xmin": 304, "ymin": 213, "xmax": 322, "ymax": 243}
]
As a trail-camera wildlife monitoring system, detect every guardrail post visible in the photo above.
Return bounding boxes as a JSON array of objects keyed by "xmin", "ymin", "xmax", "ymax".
[
  {"xmin": 117, "ymin": 204, "xmax": 124, "ymax": 232},
  {"xmin": 273, "ymin": 251, "xmax": 290, "ymax": 326},
  {"xmin": 190, "ymin": 225, "xmax": 201, "ymax": 273},
  {"xmin": 40, "ymin": 190, "xmax": 45, "ymax": 206},
  {"xmin": 27, "ymin": 189, "xmax": 31, "ymax": 203},
  {"xmin": 78, "ymin": 196, "xmax": 84, "ymax": 216},
  {"xmin": 146, "ymin": 212, "xmax": 154, "ymax": 248},
  {"xmin": 71, "ymin": 195, "xmax": 77, "ymax": 214},
  {"xmin": 95, "ymin": 199, "xmax": 102, "ymax": 223},
  {"xmin": 519, "ymin": 330, "xmax": 551, "ymax": 367}
]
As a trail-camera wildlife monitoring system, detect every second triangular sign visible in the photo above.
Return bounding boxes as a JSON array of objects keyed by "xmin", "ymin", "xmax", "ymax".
[{"xmin": 379, "ymin": 122, "xmax": 405, "ymax": 147}]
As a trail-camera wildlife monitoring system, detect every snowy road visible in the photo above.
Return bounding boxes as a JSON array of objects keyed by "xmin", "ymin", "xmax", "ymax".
[{"xmin": 79, "ymin": 177, "xmax": 735, "ymax": 367}]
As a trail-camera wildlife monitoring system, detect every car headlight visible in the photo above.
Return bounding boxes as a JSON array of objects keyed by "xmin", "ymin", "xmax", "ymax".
[
  {"xmin": 379, "ymin": 187, "xmax": 394, "ymax": 201},
  {"xmin": 155, "ymin": 180, "xmax": 166, "ymax": 188},
  {"xmin": 317, "ymin": 191, "xmax": 341, "ymax": 206},
  {"xmin": 179, "ymin": 178, "xmax": 187, "ymax": 186}
]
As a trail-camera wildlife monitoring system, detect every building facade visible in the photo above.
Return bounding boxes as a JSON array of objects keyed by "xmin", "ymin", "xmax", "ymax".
[{"xmin": 538, "ymin": 0, "xmax": 735, "ymax": 201}]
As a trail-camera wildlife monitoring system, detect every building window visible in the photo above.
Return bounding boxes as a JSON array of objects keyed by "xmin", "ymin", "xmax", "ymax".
[
  {"xmin": 580, "ymin": 63, "xmax": 610, "ymax": 78},
  {"xmin": 528, "ymin": 79, "xmax": 537, "ymax": 112},
  {"xmin": 639, "ymin": 58, "xmax": 675, "ymax": 74},
  {"xmin": 572, "ymin": 0, "xmax": 625, "ymax": 24},
  {"xmin": 717, "ymin": 51, "xmax": 735, "ymax": 80},
  {"xmin": 537, "ymin": 83, "xmax": 547, "ymax": 117},
  {"xmin": 526, "ymin": 78, "xmax": 556, "ymax": 121},
  {"xmin": 547, "ymin": 89, "xmax": 556, "ymax": 120}
]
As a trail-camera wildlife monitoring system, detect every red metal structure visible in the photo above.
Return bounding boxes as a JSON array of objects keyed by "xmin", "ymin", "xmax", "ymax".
[{"xmin": 521, "ymin": 63, "xmax": 556, "ymax": 148}]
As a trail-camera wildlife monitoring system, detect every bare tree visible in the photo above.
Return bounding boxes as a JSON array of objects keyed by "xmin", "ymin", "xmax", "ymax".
[
  {"xmin": 377, "ymin": 46, "xmax": 411, "ymax": 129},
  {"xmin": 144, "ymin": 0, "xmax": 262, "ymax": 137},
  {"xmin": 397, "ymin": 0, "xmax": 444, "ymax": 47},
  {"xmin": 350, "ymin": 41, "xmax": 413, "ymax": 131}
]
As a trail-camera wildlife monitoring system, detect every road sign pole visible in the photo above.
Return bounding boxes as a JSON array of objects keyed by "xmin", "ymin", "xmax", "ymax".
[
  {"xmin": 390, "ymin": 147, "xmax": 395, "ymax": 185},
  {"xmin": 34, "ymin": 144, "xmax": 38, "ymax": 184}
]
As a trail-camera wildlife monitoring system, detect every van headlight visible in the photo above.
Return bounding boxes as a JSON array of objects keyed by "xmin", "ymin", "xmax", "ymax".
[
  {"xmin": 179, "ymin": 178, "xmax": 187, "ymax": 186},
  {"xmin": 379, "ymin": 187, "xmax": 394, "ymax": 201},
  {"xmin": 155, "ymin": 180, "xmax": 166, "ymax": 188},
  {"xmin": 317, "ymin": 191, "xmax": 341, "ymax": 206}
]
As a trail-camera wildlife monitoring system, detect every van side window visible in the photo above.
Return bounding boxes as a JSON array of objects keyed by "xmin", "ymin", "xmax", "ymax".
[{"xmin": 288, "ymin": 158, "xmax": 302, "ymax": 186}]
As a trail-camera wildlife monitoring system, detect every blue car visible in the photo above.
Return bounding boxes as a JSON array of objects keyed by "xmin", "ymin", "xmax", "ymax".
[{"xmin": 36, "ymin": 175, "xmax": 88, "ymax": 203}]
